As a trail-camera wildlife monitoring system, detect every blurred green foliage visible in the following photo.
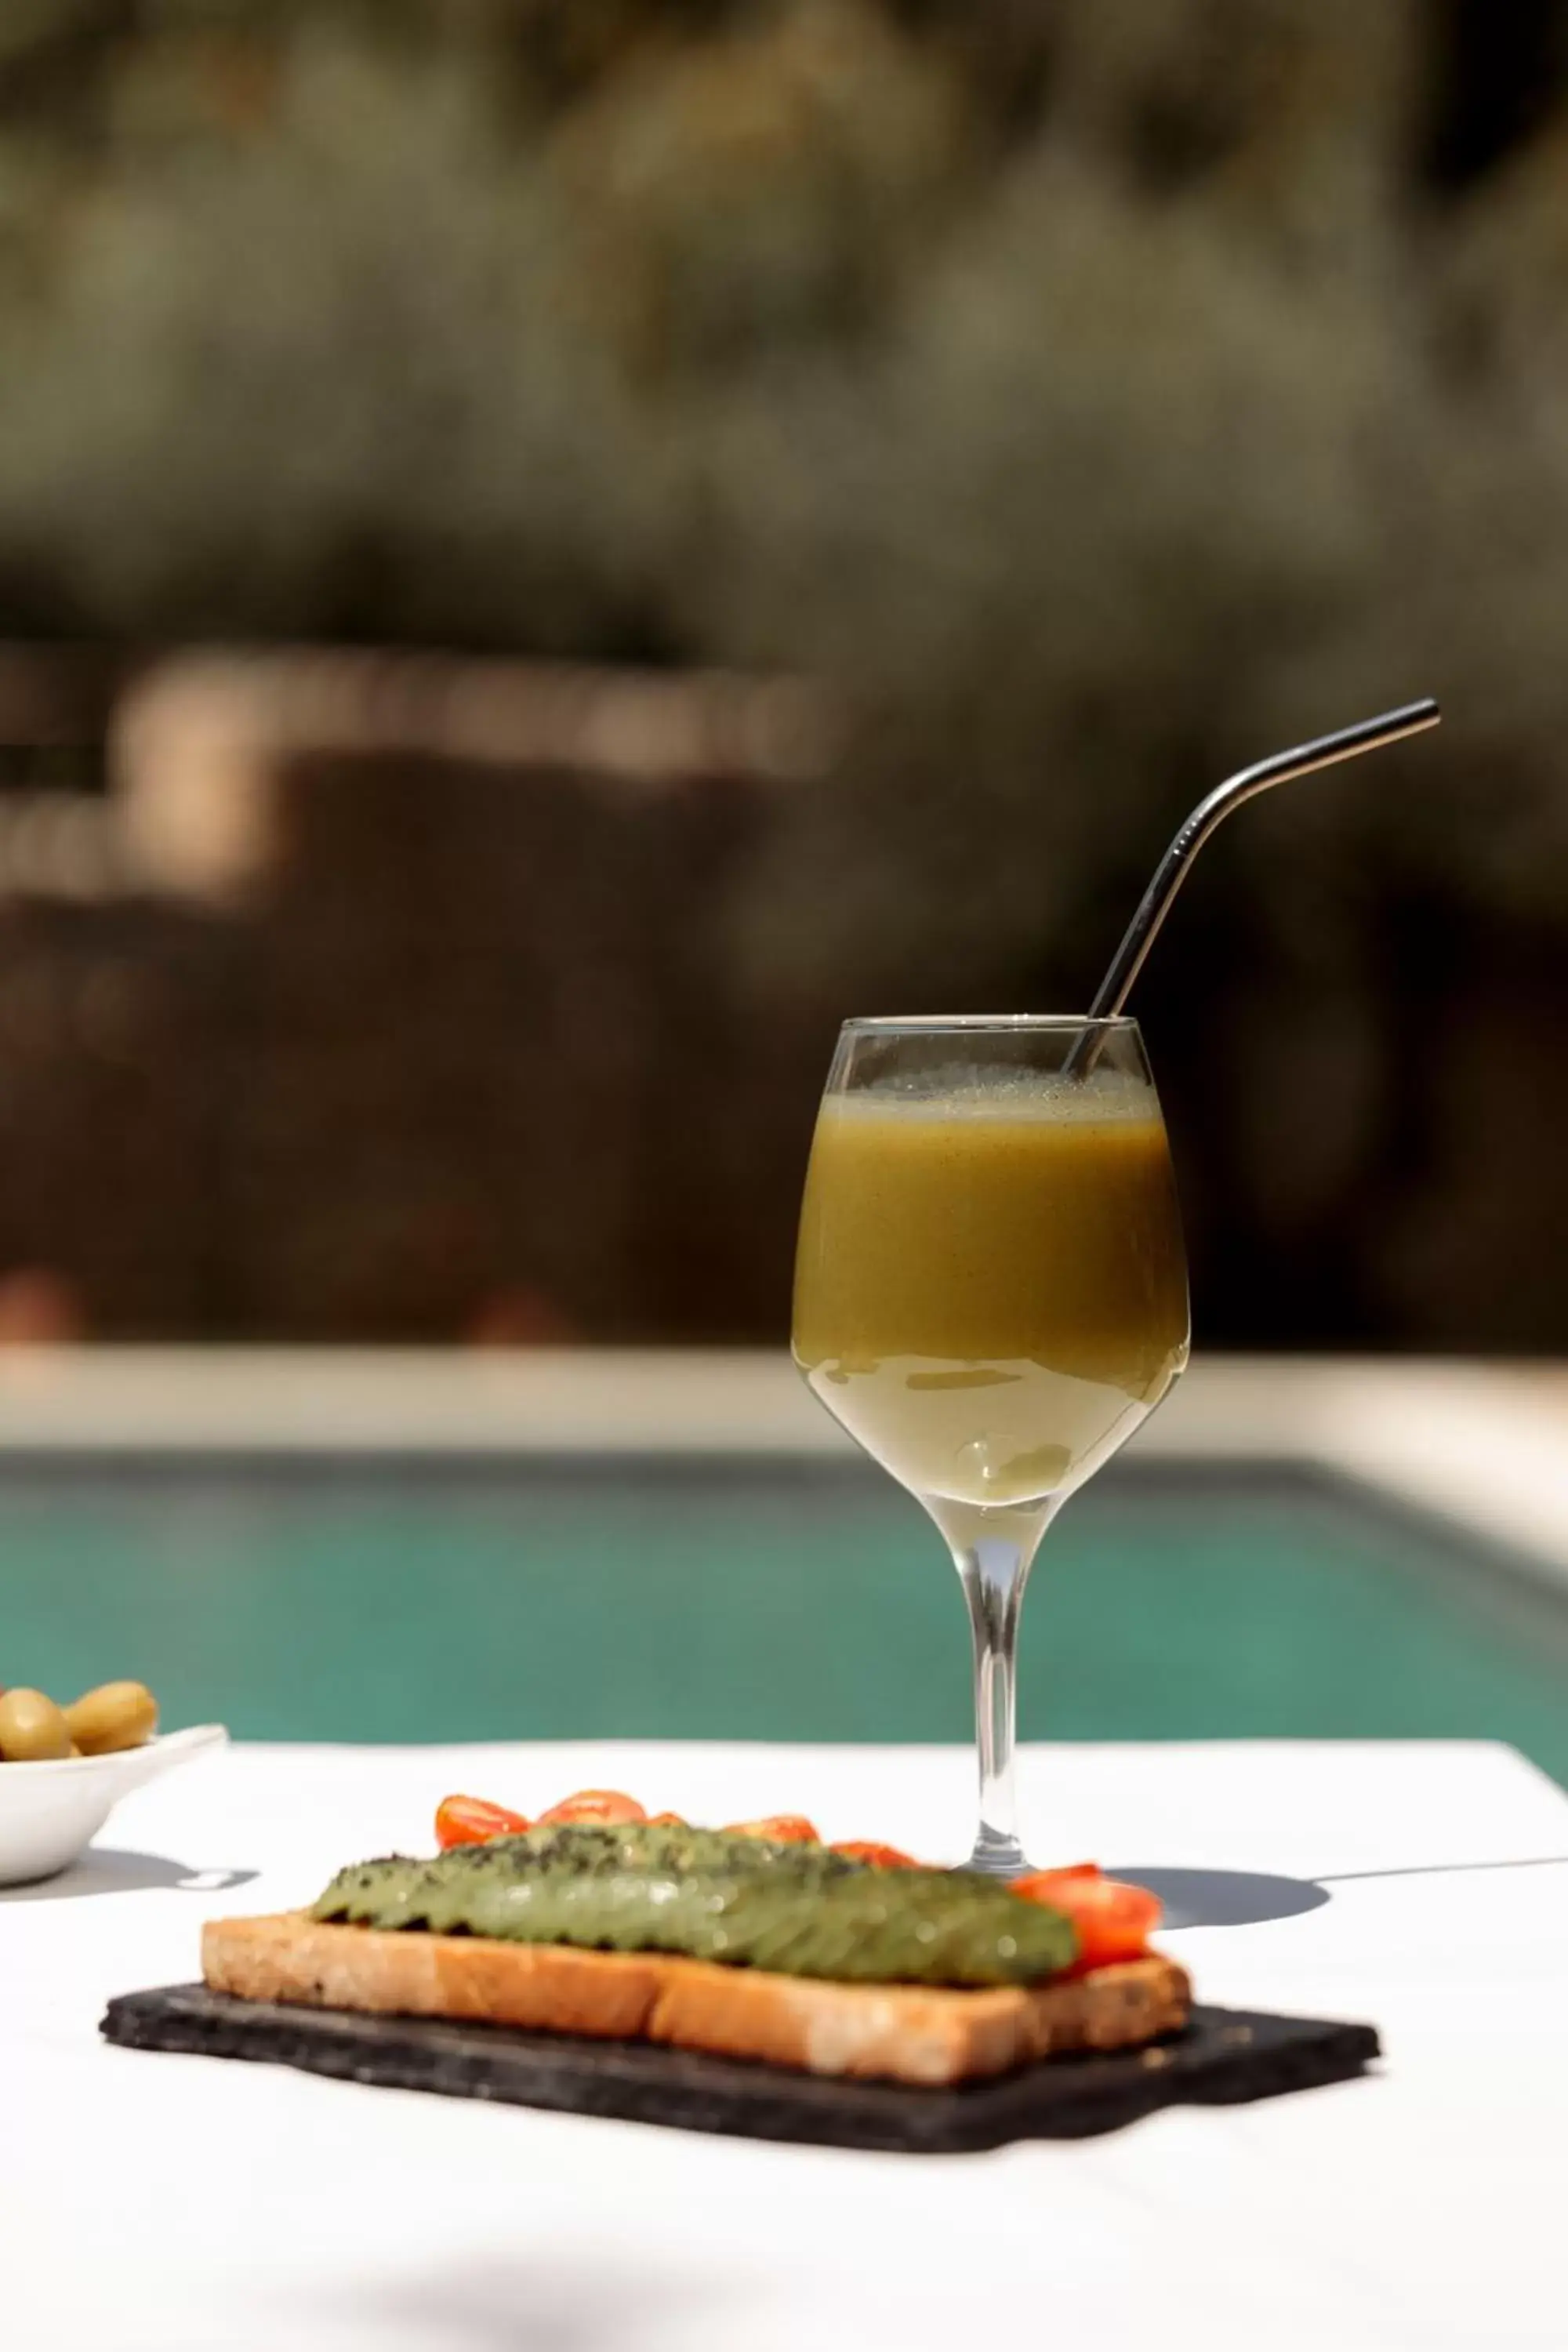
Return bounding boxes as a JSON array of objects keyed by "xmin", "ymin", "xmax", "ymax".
[
  {"xmin": 0, "ymin": 4, "xmax": 1565, "ymax": 1345},
  {"xmin": 1, "ymin": 5, "xmax": 1563, "ymax": 906}
]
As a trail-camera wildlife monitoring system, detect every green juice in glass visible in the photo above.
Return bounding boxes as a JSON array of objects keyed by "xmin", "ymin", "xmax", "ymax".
[{"xmin": 793, "ymin": 1073, "xmax": 1189, "ymax": 1534}]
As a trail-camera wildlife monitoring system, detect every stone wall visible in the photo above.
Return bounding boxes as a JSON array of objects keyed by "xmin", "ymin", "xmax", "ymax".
[{"xmin": 0, "ymin": 644, "xmax": 1561, "ymax": 1349}]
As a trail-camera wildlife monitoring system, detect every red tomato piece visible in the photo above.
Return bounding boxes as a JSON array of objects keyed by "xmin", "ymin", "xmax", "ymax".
[
  {"xmin": 1010, "ymin": 1864, "xmax": 1102, "ymax": 1900},
  {"xmin": 831, "ymin": 1839, "xmax": 920, "ymax": 1869},
  {"xmin": 1011, "ymin": 1869, "xmax": 1161, "ymax": 1970},
  {"xmin": 724, "ymin": 1813, "xmax": 821, "ymax": 1845},
  {"xmin": 536, "ymin": 1788, "xmax": 647, "ymax": 1827},
  {"xmin": 644, "ymin": 1810, "xmax": 687, "ymax": 1827},
  {"xmin": 434, "ymin": 1794, "xmax": 532, "ymax": 1849}
]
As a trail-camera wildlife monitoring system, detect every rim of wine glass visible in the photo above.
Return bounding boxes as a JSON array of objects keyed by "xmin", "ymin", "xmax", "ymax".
[{"xmin": 840, "ymin": 1013, "xmax": 1140, "ymax": 1033}]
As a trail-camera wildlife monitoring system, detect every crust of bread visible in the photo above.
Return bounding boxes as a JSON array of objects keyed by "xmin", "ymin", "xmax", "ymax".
[{"xmin": 201, "ymin": 1912, "xmax": 1190, "ymax": 2088}]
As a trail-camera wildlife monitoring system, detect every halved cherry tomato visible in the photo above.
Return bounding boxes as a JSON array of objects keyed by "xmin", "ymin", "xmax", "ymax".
[
  {"xmin": 1011, "ymin": 1867, "xmax": 1160, "ymax": 1972},
  {"xmin": 537, "ymin": 1788, "xmax": 647, "ymax": 1827},
  {"xmin": 831, "ymin": 1839, "xmax": 920, "ymax": 1869},
  {"xmin": 645, "ymin": 1810, "xmax": 687, "ymax": 1827},
  {"xmin": 435, "ymin": 1794, "xmax": 531, "ymax": 1849},
  {"xmin": 724, "ymin": 1813, "xmax": 821, "ymax": 1845}
]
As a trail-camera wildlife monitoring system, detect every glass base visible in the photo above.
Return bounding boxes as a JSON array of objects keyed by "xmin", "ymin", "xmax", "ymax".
[{"xmin": 964, "ymin": 1828, "xmax": 1029, "ymax": 1879}]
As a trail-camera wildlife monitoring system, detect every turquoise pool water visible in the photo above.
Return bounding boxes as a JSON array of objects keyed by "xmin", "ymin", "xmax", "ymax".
[{"xmin": 2, "ymin": 1457, "xmax": 1564, "ymax": 1781}]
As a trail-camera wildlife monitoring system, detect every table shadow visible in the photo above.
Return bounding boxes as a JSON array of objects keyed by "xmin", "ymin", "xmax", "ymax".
[
  {"xmin": 1119, "ymin": 1853, "xmax": 1568, "ymax": 1926},
  {"xmin": 1104, "ymin": 1865, "xmax": 1330, "ymax": 1928},
  {"xmin": 287, "ymin": 2253, "xmax": 739, "ymax": 2350},
  {"xmin": 1319, "ymin": 1854, "xmax": 1568, "ymax": 1882},
  {"xmin": 0, "ymin": 1847, "xmax": 258, "ymax": 1902}
]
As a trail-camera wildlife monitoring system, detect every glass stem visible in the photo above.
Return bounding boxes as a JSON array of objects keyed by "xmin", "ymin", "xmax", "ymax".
[{"xmin": 953, "ymin": 1516, "xmax": 1052, "ymax": 1877}]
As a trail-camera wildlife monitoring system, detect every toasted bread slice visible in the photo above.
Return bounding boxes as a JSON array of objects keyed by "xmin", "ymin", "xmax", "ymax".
[{"xmin": 202, "ymin": 1912, "xmax": 1189, "ymax": 2088}]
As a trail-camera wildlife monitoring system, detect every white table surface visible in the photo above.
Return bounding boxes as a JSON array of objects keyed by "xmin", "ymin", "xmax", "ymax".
[{"xmin": 4, "ymin": 1739, "xmax": 1566, "ymax": 2351}]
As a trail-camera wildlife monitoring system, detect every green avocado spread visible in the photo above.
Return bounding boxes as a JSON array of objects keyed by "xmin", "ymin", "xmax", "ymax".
[{"xmin": 310, "ymin": 1822, "xmax": 1077, "ymax": 1987}]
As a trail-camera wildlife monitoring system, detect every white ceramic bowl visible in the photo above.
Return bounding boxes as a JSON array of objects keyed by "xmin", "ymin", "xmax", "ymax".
[{"xmin": 0, "ymin": 1726, "xmax": 228, "ymax": 1886}]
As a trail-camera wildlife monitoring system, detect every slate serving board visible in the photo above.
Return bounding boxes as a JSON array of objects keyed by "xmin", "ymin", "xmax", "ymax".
[{"xmin": 101, "ymin": 1985, "xmax": 1380, "ymax": 2154}]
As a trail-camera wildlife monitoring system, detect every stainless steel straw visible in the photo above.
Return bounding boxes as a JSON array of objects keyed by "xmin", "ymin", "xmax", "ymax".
[{"xmin": 1067, "ymin": 697, "xmax": 1442, "ymax": 1076}]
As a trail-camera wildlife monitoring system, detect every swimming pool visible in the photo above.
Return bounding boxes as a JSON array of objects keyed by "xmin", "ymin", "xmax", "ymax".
[{"xmin": 5, "ymin": 1452, "xmax": 1565, "ymax": 1782}]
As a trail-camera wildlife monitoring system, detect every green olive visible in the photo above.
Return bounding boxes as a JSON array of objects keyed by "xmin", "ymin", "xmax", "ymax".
[
  {"xmin": 0, "ymin": 1687, "xmax": 73, "ymax": 1761},
  {"xmin": 64, "ymin": 1680, "xmax": 158, "ymax": 1756}
]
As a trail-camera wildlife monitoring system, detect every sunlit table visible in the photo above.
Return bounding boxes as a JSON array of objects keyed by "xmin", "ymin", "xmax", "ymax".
[{"xmin": 4, "ymin": 1739, "xmax": 1565, "ymax": 2350}]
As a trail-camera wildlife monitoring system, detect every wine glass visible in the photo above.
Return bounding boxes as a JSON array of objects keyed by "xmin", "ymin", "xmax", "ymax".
[{"xmin": 792, "ymin": 1015, "xmax": 1189, "ymax": 1875}]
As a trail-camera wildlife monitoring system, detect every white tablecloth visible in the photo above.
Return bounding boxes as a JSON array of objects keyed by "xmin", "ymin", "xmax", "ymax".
[{"xmin": 4, "ymin": 1739, "xmax": 1565, "ymax": 2350}]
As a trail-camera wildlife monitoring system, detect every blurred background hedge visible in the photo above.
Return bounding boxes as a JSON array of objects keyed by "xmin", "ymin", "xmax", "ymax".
[{"xmin": 0, "ymin": 1, "xmax": 1563, "ymax": 1349}]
